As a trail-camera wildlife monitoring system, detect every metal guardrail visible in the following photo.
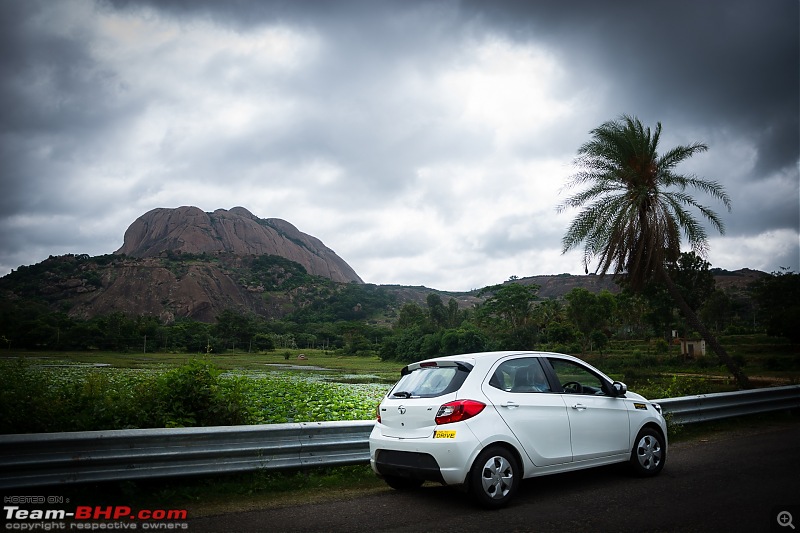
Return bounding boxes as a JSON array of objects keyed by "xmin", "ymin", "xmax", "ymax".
[
  {"xmin": 1, "ymin": 385, "xmax": 797, "ymax": 489},
  {"xmin": 654, "ymin": 384, "xmax": 800, "ymax": 424},
  {"xmin": 0, "ymin": 420, "xmax": 375, "ymax": 490}
]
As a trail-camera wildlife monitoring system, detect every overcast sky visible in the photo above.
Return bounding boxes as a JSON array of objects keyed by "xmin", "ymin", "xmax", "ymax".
[{"xmin": 1, "ymin": 0, "xmax": 797, "ymax": 291}]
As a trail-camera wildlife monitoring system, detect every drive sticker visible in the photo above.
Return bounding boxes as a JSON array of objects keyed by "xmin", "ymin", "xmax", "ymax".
[
  {"xmin": 434, "ymin": 430, "xmax": 456, "ymax": 439},
  {"xmin": 634, "ymin": 403, "xmax": 648, "ymax": 410}
]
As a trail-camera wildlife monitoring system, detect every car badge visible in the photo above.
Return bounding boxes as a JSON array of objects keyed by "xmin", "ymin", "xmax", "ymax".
[{"xmin": 398, "ymin": 405, "xmax": 406, "ymax": 415}]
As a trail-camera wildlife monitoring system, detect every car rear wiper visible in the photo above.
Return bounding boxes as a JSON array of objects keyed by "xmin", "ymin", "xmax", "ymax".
[{"xmin": 392, "ymin": 391, "xmax": 412, "ymax": 398}]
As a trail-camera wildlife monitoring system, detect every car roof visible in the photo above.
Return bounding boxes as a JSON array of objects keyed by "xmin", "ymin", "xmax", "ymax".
[
  {"xmin": 410, "ymin": 351, "xmax": 613, "ymax": 381},
  {"xmin": 418, "ymin": 350, "xmax": 580, "ymax": 364}
]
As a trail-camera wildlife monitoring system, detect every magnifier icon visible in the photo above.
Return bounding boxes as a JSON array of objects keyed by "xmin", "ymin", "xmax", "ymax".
[{"xmin": 778, "ymin": 511, "xmax": 795, "ymax": 530}]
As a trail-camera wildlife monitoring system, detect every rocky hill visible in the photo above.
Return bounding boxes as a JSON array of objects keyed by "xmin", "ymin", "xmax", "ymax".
[
  {"xmin": 116, "ymin": 206, "xmax": 362, "ymax": 284},
  {"xmin": 514, "ymin": 273, "xmax": 620, "ymax": 297},
  {"xmin": 0, "ymin": 205, "xmax": 767, "ymax": 324},
  {"xmin": 0, "ymin": 251, "xmax": 764, "ymax": 324}
]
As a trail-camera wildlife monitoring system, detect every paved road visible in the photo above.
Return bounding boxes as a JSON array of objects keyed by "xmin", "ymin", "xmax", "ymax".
[{"xmin": 191, "ymin": 423, "xmax": 800, "ymax": 533}]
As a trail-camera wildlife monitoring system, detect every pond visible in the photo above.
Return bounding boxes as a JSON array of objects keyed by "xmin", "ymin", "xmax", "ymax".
[{"xmin": 261, "ymin": 363, "xmax": 398, "ymax": 385}]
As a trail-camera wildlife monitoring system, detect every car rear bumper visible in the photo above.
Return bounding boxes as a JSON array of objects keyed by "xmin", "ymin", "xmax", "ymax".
[
  {"xmin": 372, "ymin": 449, "xmax": 445, "ymax": 484},
  {"xmin": 369, "ymin": 424, "xmax": 479, "ymax": 486}
]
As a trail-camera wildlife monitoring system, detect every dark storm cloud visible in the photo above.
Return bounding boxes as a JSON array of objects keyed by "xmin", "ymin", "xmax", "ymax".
[
  {"xmin": 121, "ymin": 0, "xmax": 798, "ymax": 211},
  {"xmin": 463, "ymin": 0, "xmax": 799, "ymax": 176},
  {"xmin": 0, "ymin": 0, "xmax": 797, "ymax": 287},
  {"xmin": 100, "ymin": 0, "xmax": 485, "ymax": 201},
  {"xmin": 0, "ymin": 1, "xmax": 143, "ymax": 220}
]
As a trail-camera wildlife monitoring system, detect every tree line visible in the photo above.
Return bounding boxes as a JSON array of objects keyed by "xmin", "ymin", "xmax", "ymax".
[{"xmin": 1, "ymin": 253, "xmax": 795, "ymax": 361}]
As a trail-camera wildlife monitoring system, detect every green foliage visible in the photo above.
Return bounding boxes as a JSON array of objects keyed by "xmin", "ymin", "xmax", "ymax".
[
  {"xmin": 0, "ymin": 359, "xmax": 154, "ymax": 433},
  {"xmin": 540, "ymin": 321, "xmax": 578, "ymax": 345},
  {"xmin": 559, "ymin": 115, "xmax": 729, "ymax": 291},
  {"xmin": 477, "ymin": 283, "xmax": 540, "ymax": 330},
  {"xmin": 653, "ymin": 338, "xmax": 670, "ymax": 354},
  {"xmin": 251, "ymin": 333, "xmax": 275, "ymax": 351},
  {"xmin": 617, "ymin": 252, "xmax": 717, "ymax": 340},
  {"xmin": 668, "ymin": 252, "xmax": 716, "ymax": 311},
  {"xmin": 379, "ymin": 290, "xmax": 478, "ymax": 360},
  {"xmin": 396, "ymin": 302, "xmax": 427, "ymax": 330},
  {"xmin": 613, "ymin": 292, "xmax": 652, "ymax": 339},
  {"xmin": 590, "ymin": 330, "xmax": 609, "ymax": 354},
  {"xmin": 154, "ymin": 360, "xmax": 236, "ymax": 427},
  {"xmin": 565, "ymin": 288, "xmax": 616, "ymax": 353},
  {"xmin": 633, "ymin": 374, "xmax": 715, "ymax": 400},
  {"xmin": 287, "ymin": 283, "xmax": 395, "ymax": 323},
  {"xmin": 752, "ymin": 269, "xmax": 800, "ymax": 343},
  {"xmin": 475, "ymin": 283, "xmax": 540, "ymax": 349},
  {"xmin": 700, "ymin": 289, "xmax": 734, "ymax": 333},
  {"xmin": 440, "ymin": 325, "xmax": 489, "ymax": 355},
  {"xmin": 0, "ymin": 359, "xmax": 388, "ymax": 434},
  {"xmin": 246, "ymin": 254, "xmax": 311, "ymax": 291}
]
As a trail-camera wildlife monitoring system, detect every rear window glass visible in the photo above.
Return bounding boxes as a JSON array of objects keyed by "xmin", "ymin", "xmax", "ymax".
[{"xmin": 389, "ymin": 366, "xmax": 469, "ymax": 398}]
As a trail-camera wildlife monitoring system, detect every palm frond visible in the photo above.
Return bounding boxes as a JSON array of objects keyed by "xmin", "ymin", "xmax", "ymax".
[{"xmin": 559, "ymin": 115, "xmax": 731, "ymax": 290}]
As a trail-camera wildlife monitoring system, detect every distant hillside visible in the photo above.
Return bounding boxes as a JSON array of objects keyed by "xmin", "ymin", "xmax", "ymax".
[
  {"xmin": 116, "ymin": 206, "xmax": 362, "ymax": 284},
  {"xmin": 0, "ymin": 251, "xmax": 766, "ymax": 324},
  {"xmin": 0, "ymin": 204, "xmax": 767, "ymax": 323},
  {"xmin": 514, "ymin": 273, "xmax": 620, "ymax": 298}
]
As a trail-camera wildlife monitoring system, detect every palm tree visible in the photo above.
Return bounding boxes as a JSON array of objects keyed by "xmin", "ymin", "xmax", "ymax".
[{"xmin": 558, "ymin": 115, "xmax": 750, "ymax": 389}]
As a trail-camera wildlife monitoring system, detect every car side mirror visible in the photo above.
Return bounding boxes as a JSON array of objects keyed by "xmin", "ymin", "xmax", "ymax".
[{"xmin": 612, "ymin": 381, "xmax": 627, "ymax": 397}]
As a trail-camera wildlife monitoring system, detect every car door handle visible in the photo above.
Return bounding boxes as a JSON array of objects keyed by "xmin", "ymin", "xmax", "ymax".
[
  {"xmin": 572, "ymin": 403, "xmax": 587, "ymax": 411},
  {"xmin": 502, "ymin": 401, "xmax": 519, "ymax": 409}
]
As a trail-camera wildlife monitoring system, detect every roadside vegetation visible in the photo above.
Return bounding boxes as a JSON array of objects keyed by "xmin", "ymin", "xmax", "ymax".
[
  {"xmin": 0, "ymin": 355, "xmax": 390, "ymax": 434},
  {"xmin": 1, "ymin": 260, "xmax": 798, "ymax": 434},
  {"xmin": 1, "ymin": 256, "xmax": 797, "ymax": 435},
  {"xmin": 1, "ymin": 330, "xmax": 798, "ymax": 435}
]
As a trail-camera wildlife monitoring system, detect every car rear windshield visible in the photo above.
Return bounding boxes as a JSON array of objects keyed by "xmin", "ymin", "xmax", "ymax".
[{"xmin": 389, "ymin": 365, "xmax": 470, "ymax": 398}]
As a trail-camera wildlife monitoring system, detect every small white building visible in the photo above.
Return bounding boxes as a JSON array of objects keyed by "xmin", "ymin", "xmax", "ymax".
[{"xmin": 679, "ymin": 338, "xmax": 706, "ymax": 357}]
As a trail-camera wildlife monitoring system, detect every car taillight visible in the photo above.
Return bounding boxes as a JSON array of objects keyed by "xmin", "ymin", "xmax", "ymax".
[
  {"xmin": 376, "ymin": 404, "xmax": 382, "ymax": 424},
  {"xmin": 435, "ymin": 400, "xmax": 485, "ymax": 425}
]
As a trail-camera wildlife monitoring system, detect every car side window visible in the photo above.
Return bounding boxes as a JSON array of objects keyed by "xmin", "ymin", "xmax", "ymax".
[
  {"xmin": 489, "ymin": 358, "xmax": 551, "ymax": 393},
  {"xmin": 547, "ymin": 358, "xmax": 607, "ymax": 395}
]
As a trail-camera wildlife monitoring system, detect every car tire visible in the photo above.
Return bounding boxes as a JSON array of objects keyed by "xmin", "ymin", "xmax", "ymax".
[
  {"xmin": 468, "ymin": 446, "xmax": 520, "ymax": 509},
  {"xmin": 630, "ymin": 427, "xmax": 666, "ymax": 476},
  {"xmin": 383, "ymin": 475, "xmax": 424, "ymax": 490}
]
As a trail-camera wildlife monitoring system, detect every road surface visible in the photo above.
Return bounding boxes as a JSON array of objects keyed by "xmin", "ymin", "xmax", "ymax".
[{"xmin": 190, "ymin": 423, "xmax": 800, "ymax": 532}]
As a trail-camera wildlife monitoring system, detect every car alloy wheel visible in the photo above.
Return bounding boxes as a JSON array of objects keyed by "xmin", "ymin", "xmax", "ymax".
[
  {"xmin": 631, "ymin": 427, "xmax": 665, "ymax": 476},
  {"xmin": 469, "ymin": 446, "xmax": 520, "ymax": 509}
]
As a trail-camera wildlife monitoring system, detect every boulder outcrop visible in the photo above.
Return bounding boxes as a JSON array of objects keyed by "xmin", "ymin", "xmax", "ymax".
[{"xmin": 115, "ymin": 206, "xmax": 362, "ymax": 284}]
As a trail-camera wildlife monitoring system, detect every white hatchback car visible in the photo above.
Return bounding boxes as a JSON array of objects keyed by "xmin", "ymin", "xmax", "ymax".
[{"xmin": 369, "ymin": 351, "xmax": 667, "ymax": 508}]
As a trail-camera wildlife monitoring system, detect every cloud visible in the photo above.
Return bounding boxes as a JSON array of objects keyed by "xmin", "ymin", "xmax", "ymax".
[{"xmin": 0, "ymin": 0, "xmax": 797, "ymax": 291}]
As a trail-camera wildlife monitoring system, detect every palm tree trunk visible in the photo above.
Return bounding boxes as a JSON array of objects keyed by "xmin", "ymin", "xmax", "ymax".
[{"xmin": 659, "ymin": 266, "xmax": 752, "ymax": 389}]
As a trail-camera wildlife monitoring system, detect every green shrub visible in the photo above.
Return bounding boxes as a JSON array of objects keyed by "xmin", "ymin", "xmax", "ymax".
[
  {"xmin": 653, "ymin": 338, "xmax": 669, "ymax": 354},
  {"xmin": 0, "ymin": 359, "xmax": 387, "ymax": 434},
  {"xmin": 153, "ymin": 359, "xmax": 229, "ymax": 427}
]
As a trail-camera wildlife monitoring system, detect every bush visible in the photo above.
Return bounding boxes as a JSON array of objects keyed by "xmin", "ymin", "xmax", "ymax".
[
  {"xmin": 153, "ymin": 359, "xmax": 240, "ymax": 427},
  {"xmin": 652, "ymin": 338, "xmax": 670, "ymax": 354},
  {"xmin": 633, "ymin": 375, "xmax": 712, "ymax": 399},
  {"xmin": 0, "ymin": 359, "xmax": 388, "ymax": 434},
  {"xmin": 0, "ymin": 359, "xmax": 251, "ymax": 433}
]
